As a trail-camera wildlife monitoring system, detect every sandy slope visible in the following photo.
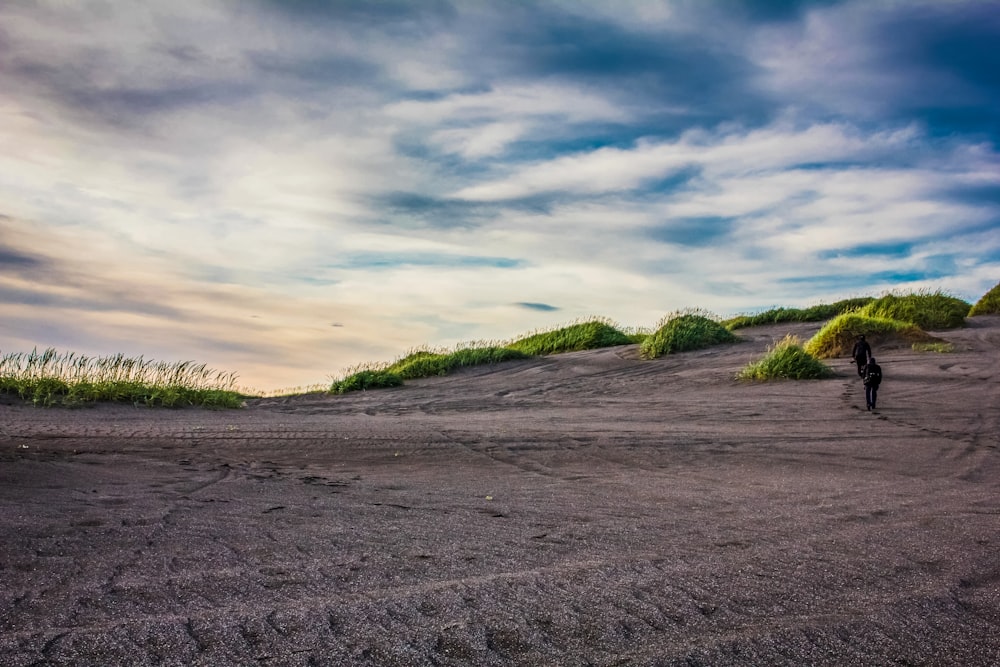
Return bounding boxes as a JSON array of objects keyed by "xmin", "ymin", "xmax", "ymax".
[{"xmin": 1, "ymin": 317, "xmax": 998, "ymax": 666}]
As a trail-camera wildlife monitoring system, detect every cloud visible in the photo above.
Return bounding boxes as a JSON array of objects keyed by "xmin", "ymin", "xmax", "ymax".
[
  {"xmin": 329, "ymin": 252, "xmax": 523, "ymax": 270},
  {"xmin": 385, "ymin": 82, "xmax": 627, "ymax": 127},
  {"xmin": 449, "ymin": 121, "xmax": 921, "ymax": 201},
  {"xmin": 751, "ymin": 0, "xmax": 1000, "ymax": 136},
  {"xmin": 430, "ymin": 122, "xmax": 529, "ymax": 159},
  {"xmin": 516, "ymin": 302, "xmax": 560, "ymax": 312},
  {"xmin": 0, "ymin": 245, "xmax": 45, "ymax": 272}
]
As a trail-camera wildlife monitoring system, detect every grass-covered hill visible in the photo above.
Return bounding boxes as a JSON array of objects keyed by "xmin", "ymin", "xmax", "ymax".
[
  {"xmin": 802, "ymin": 313, "xmax": 942, "ymax": 360},
  {"xmin": 721, "ymin": 297, "xmax": 874, "ymax": 330},
  {"xmin": 640, "ymin": 312, "xmax": 737, "ymax": 359},
  {"xmin": 507, "ymin": 319, "xmax": 636, "ymax": 355},
  {"xmin": 803, "ymin": 290, "xmax": 972, "ymax": 360},
  {"xmin": 970, "ymin": 282, "xmax": 1000, "ymax": 316}
]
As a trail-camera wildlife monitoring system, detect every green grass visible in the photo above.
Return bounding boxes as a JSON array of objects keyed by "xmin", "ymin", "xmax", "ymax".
[
  {"xmin": 737, "ymin": 335, "xmax": 834, "ymax": 381},
  {"xmin": 723, "ymin": 297, "xmax": 873, "ymax": 330},
  {"xmin": 640, "ymin": 312, "xmax": 738, "ymax": 359},
  {"xmin": 912, "ymin": 341, "xmax": 955, "ymax": 353},
  {"xmin": 969, "ymin": 280, "xmax": 1000, "ymax": 316},
  {"xmin": 857, "ymin": 290, "xmax": 969, "ymax": 330},
  {"xmin": 329, "ymin": 368, "xmax": 404, "ymax": 394},
  {"xmin": 803, "ymin": 313, "xmax": 938, "ymax": 359},
  {"xmin": 329, "ymin": 318, "xmax": 632, "ymax": 395},
  {"xmin": 330, "ymin": 345, "xmax": 531, "ymax": 394},
  {"xmin": 15, "ymin": 288, "xmax": 969, "ymax": 401},
  {"xmin": 0, "ymin": 348, "xmax": 244, "ymax": 408},
  {"xmin": 386, "ymin": 346, "xmax": 530, "ymax": 379},
  {"xmin": 507, "ymin": 318, "xmax": 633, "ymax": 355}
]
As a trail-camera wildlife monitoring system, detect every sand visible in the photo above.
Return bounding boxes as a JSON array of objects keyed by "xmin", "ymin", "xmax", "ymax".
[{"xmin": 2, "ymin": 317, "xmax": 998, "ymax": 666}]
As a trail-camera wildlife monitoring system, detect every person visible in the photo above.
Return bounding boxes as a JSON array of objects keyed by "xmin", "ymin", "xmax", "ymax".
[
  {"xmin": 863, "ymin": 356, "xmax": 882, "ymax": 411},
  {"xmin": 851, "ymin": 334, "xmax": 872, "ymax": 377}
]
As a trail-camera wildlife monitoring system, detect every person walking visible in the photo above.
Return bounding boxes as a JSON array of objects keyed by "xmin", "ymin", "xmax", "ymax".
[
  {"xmin": 852, "ymin": 334, "xmax": 872, "ymax": 377},
  {"xmin": 863, "ymin": 356, "xmax": 882, "ymax": 411}
]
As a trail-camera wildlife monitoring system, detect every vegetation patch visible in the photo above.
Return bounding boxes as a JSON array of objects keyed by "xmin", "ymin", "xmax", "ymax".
[
  {"xmin": 969, "ymin": 280, "xmax": 1000, "ymax": 316},
  {"xmin": 804, "ymin": 313, "xmax": 940, "ymax": 359},
  {"xmin": 737, "ymin": 335, "xmax": 834, "ymax": 381},
  {"xmin": 386, "ymin": 346, "xmax": 530, "ymax": 380},
  {"xmin": 330, "ymin": 345, "xmax": 530, "ymax": 394},
  {"xmin": 640, "ymin": 312, "xmax": 737, "ymax": 359},
  {"xmin": 858, "ymin": 290, "xmax": 969, "ymax": 330},
  {"xmin": 329, "ymin": 368, "xmax": 404, "ymax": 394},
  {"xmin": 912, "ymin": 341, "xmax": 955, "ymax": 353},
  {"xmin": 507, "ymin": 319, "xmax": 633, "ymax": 356},
  {"xmin": 723, "ymin": 297, "xmax": 873, "ymax": 330},
  {"xmin": 0, "ymin": 348, "xmax": 244, "ymax": 408}
]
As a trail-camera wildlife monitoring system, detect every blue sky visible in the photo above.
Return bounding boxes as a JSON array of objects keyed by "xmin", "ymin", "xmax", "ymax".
[{"xmin": 1, "ymin": 0, "xmax": 998, "ymax": 391}]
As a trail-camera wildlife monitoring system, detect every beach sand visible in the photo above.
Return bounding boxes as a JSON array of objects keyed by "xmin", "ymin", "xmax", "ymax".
[{"xmin": 2, "ymin": 317, "xmax": 998, "ymax": 665}]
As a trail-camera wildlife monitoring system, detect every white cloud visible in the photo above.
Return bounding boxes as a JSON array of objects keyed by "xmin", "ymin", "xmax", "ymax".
[
  {"xmin": 384, "ymin": 83, "xmax": 626, "ymax": 126},
  {"xmin": 450, "ymin": 121, "xmax": 919, "ymax": 201},
  {"xmin": 430, "ymin": 121, "xmax": 528, "ymax": 158}
]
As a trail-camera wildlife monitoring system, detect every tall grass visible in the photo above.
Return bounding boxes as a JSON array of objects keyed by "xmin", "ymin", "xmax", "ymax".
[
  {"xmin": 803, "ymin": 313, "xmax": 938, "ymax": 359},
  {"xmin": 722, "ymin": 297, "xmax": 873, "ymax": 330},
  {"xmin": 507, "ymin": 318, "xmax": 633, "ymax": 355},
  {"xmin": 330, "ymin": 344, "xmax": 531, "ymax": 394},
  {"xmin": 330, "ymin": 366, "xmax": 404, "ymax": 394},
  {"xmin": 640, "ymin": 311, "xmax": 737, "ymax": 359},
  {"xmin": 737, "ymin": 335, "xmax": 833, "ymax": 381},
  {"xmin": 858, "ymin": 290, "xmax": 969, "ymax": 330},
  {"xmin": 969, "ymin": 280, "xmax": 1000, "ymax": 316},
  {"xmin": 386, "ymin": 346, "xmax": 531, "ymax": 379},
  {"xmin": 0, "ymin": 348, "xmax": 244, "ymax": 408}
]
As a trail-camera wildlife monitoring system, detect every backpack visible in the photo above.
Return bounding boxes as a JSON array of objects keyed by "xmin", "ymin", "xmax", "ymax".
[{"xmin": 864, "ymin": 364, "xmax": 882, "ymax": 387}]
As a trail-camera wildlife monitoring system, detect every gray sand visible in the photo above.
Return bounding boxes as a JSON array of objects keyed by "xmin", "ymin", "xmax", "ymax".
[{"xmin": 2, "ymin": 317, "xmax": 998, "ymax": 665}]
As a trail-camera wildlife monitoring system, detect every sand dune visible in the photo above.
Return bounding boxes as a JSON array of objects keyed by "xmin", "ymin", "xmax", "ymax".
[{"xmin": 2, "ymin": 317, "xmax": 999, "ymax": 665}]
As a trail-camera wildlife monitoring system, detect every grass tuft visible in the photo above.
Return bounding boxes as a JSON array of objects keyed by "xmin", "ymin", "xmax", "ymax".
[
  {"xmin": 804, "ymin": 313, "xmax": 939, "ymax": 359},
  {"xmin": 723, "ymin": 297, "xmax": 873, "ymax": 330},
  {"xmin": 386, "ymin": 346, "xmax": 530, "ymax": 379},
  {"xmin": 737, "ymin": 335, "xmax": 834, "ymax": 381},
  {"xmin": 858, "ymin": 290, "xmax": 969, "ymax": 330},
  {"xmin": 640, "ymin": 311, "xmax": 737, "ymax": 359},
  {"xmin": 507, "ymin": 318, "xmax": 633, "ymax": 355},
  {"xmin": 0, "ymin": 348, "xmax": 244, "ymax": 408},
  {"xmin": 969, "ymin": 280, "xmax": 1000, "ymax": 316},
  {"xmin": 329, "ymin": 345, "xmax": 530, "ymax": 394},
  {"xmin": 912, "ymin": 341, "xmax": 955, "ymax": 353},
  {"xmin": 329, "ymin": 368, "xmax": 404, "ymax": 394}
]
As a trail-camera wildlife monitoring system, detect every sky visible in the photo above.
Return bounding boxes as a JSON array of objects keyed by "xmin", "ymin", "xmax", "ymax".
[{"xmin": 2, "ymin": 0, "xmax": 999, "ymax": 392}]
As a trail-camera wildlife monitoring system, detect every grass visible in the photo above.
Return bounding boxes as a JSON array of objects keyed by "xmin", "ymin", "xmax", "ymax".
[
  {"xmin": 386, "ymin": 346, "xmax": 530, "ymax": 379},
  {"xmin": 857, "ymin": 290, "xmax": 969, "ymax": 330},
  {"xmin": 912, "ymin": 341, "xmax": 955, "ymax": 353},
  {"xmin": 640, "ymin": 311, "xmax": 737, "ymax": 359},
  {"xmin": 723, "ymin": 297, "xmax": 874, "ymax": 330},
  {"xmin": 737, "ymin": 335, "xmax": 834, "ymax": 381},
  {"xmin": 969, "ymin": 280, "xmax": 1000, "ymax": 316},
  {"xmin": 330, "ymin": 318, "xmax": 631, "ymax": 395},
  {"xmin": 330, "ymin": 368, "xmax": 404, "ymax": 394},
  {"xmin": 0, "ymin": 348, "xmax": 244, "ymax": 408},
  {"xmin": 12, "ymin": 286, "xmax": 989, "ymax": 402},
  {"xmin": 507, "ymin": 318, "xmax": 633, "ymax": 355},
  {"xmin": 803, "ymin": 313, "xmax": 939, "ymax": 359},
  {"xmin": 330, "ymin": 345, "xmax": 531, "ymax": 394}
]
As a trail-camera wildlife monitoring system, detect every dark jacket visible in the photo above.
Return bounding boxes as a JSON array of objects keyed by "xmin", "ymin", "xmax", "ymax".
[
  {"xmin": 863, "ymin": 362, "xmax": 882, "ymax": 387},
  {"xmin": 852, "ymin": 339, "xmax": 872, "ymax": 362}
]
